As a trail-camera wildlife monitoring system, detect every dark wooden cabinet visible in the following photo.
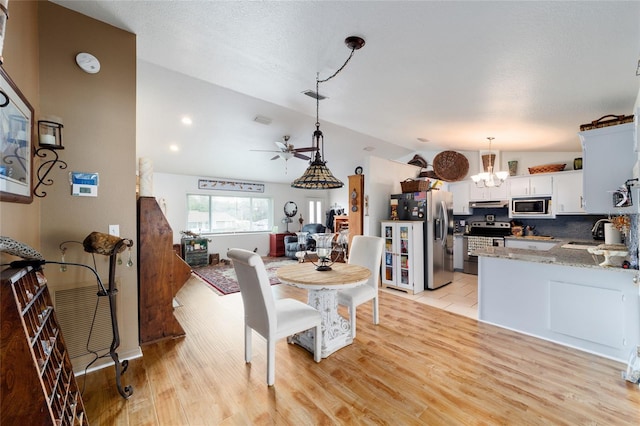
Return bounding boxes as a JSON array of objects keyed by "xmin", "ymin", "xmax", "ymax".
[
  {"xmin": 182, "ymin": 238, "xmax": 209, "ymax": 267},
  {"xmin": 137, "ymin": 196, "xmax": 192, "ymax": 345},
  {"xmin": 1, "ymin": 266, "xmax": 89, "ymax": 425},
  {"xmin": 269, "ymin": 233, "xmax": 292, "ymax": 257}
]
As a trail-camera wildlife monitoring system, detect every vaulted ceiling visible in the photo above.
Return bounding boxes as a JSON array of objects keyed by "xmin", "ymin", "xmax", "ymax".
[{"xmin": 53, "ymin": 1, "xmax": 640, "ymax": 184}]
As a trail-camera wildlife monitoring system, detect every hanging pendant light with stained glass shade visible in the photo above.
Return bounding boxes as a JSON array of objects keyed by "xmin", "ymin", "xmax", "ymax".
[{"xmin": 291, "ymin": 36, "xmax": 365, "ymax": 190}]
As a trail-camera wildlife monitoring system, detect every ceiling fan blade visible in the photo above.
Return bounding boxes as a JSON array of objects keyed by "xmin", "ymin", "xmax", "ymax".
[
  {"xmin": 293, "ymin": 147, "xmax": 316, "ymax": 153},
  {"xmin": 294, "ymin": 153, "xmax": 311, "ymax": 160},
  {"xmin": 250, "ymin": 149, "xmax": 282, "ymax": 153},
  {"xmin": 270, "ymin": 155, "xmax": 280, "ymax": 160}
]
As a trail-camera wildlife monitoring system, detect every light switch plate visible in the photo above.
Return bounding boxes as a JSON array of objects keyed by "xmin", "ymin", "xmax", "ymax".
[{"xmin": 108, "ymin": 225, "xmax": 119, "ymax": 237}]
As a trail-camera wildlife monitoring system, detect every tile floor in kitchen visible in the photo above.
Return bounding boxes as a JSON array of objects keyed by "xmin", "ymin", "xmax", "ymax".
[{"xmin": 379, "ymin": 271, "xmax": 478, "ymax": 320}]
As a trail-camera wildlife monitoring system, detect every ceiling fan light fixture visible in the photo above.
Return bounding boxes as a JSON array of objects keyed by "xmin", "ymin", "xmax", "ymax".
[{"xmin": 292, "ymin": 35, "xmax": 365, "ymax": 190}]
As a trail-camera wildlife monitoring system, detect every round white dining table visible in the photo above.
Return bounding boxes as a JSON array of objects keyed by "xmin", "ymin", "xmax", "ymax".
[{"xmin": 276, "ymin": 262, "xmax": 370, "ymax": 358}]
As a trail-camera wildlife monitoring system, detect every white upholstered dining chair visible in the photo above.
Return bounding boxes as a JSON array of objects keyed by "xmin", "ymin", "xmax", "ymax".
[
  {"xmin": 227, "ymin": 248, "xmax": 321, "ymax": 386},
  {"xmin": 337, "ymin": 235, "xmax": 384, "ymax": 339}
]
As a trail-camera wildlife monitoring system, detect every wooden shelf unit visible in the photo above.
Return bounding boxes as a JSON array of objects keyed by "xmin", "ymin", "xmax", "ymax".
[
  {"xmin": 1, "ymin": 266, "xmax": 89, "ymax": 425},
  {"xmin": 334, "ymin": 215, "xmax": 349, "ymax": 232},
  {"xmin": 181, "ymin": 237, "xmax": 209, "ymax": 267}
]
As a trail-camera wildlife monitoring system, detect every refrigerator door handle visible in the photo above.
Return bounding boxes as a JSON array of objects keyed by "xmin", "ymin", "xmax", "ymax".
[{"xmin": 440, "ymin": 200, "xmax": 448, "ymax": 247}]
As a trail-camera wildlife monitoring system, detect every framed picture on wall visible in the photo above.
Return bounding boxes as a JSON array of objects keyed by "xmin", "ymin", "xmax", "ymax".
[{"xmin": 0, "ymin": 66, "xmax": 34, "ymax": 203}]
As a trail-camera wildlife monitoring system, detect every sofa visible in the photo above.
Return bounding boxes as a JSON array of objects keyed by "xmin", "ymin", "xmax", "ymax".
[{"xmin": 284, "ymin": 223, "xmax": 326, "ymax": 259}]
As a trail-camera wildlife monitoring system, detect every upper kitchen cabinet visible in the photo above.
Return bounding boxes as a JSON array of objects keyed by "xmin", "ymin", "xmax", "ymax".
[
  {"xmin": 554, "ymin": 170, "xmax": 585, "ymax": 214},
  {"xmin": 508, "ymin": 175, "xmax": 553, "ymax": 197},
  {"xmin": 449, "ymin": 181, "xmax": 471, "ymax": 215},
  {"xmin": 579, "ymin": 123, "xmax": 635, "ymax": 214},
  {"xmin": 469, "ymin": 181, "xmax": 508, "ymax": 201}
]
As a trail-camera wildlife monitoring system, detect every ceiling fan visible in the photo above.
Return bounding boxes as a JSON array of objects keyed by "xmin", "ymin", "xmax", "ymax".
[{"xmin": 251, "ymin": 135, "xmax": 316, "ymax": 161}]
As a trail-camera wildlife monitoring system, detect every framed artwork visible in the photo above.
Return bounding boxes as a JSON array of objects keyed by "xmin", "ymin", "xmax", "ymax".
[
  {"xmin": 198, "ymin": 178, "xmax": 265, "ymax": 193},
  {"xmin": 479, "ymin": 150, "xmax": 500, "ymax": 173},
  {"xmin": 0, "ymin": 66, "xmax": 34, "ymax": 203}
]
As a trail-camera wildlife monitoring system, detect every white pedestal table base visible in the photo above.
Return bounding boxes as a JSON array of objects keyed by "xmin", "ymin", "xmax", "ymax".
[{"xmin": 291, "ymin": 288, "xmax": 352, "ymax": 358}]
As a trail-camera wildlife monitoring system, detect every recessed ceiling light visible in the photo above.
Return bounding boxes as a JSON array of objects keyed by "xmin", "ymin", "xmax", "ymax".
[
  {"xmin": 181, "ymin": 116, "xmax": 192, "ymax": 126},
  {"xmin": 417, "ymin": 137, "xmax": 429, "ymax": 143},
  {"xmin": 169, "ymin": 144, "xmax": 180, "ymax": 152}
]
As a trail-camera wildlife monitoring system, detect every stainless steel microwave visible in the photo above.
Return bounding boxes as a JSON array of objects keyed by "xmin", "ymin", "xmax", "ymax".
[{"xmin": 510, "ymin": 197, "xmax": 552, "ymax": 217}]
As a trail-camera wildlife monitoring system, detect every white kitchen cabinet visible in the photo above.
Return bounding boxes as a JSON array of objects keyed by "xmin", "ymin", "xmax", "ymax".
[
  {"xmin": 553, "ymin": 170, "xmax": 585, "ymax": 214},
  {"xmin": 449, "ymin": 181, "xmax": 471, "ymax": 215},
  {"xmin": 579, "ymin": 123, "xmax": 635, "ymax": 214},
  {"xmin": 381, "ymin": 221, "xmax": 424, "ymax": 294},
  {"xmin": 504, "ymin": 238, "xmax": 557, "ymax": 251},
  {"xmin": 453, "ymin": 235, "xmax": 464, "ymax": 270},
  {"xmin": 469, "ymin": 181, "xmax": 508, "ymax": 201},
  {"xmin": 508, "ymin": 175, "xmax": 553, "ymax": 197},
  {"xmin": 478, "ymin": 255, "xmax": 639, "ymax": 362}
]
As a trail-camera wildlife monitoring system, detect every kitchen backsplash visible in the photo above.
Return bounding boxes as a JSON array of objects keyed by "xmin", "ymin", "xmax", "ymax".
[{"xmin": 454, "ymin": 209, "xmax": 608, "ymax": 241}]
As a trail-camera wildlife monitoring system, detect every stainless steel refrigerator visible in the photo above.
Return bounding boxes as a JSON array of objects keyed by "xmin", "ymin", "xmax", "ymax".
[{"xmin": 389, "ymin": 190, "xmax": 454, "ymax": 289}]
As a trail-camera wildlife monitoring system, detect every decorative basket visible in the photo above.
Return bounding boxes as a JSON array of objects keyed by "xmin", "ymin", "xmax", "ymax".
[
  {"xmin": 579, "ymin": 114, "xmax": 634, "ymax": 131},
  {"xmin": 400, "ymin": 178, "xmax": 430, "ymax": 193},
  {"xmin": 432, "ymin": 150, "xmax": 469, "ymax": 182},
  {"xmin": 528, "ymin": 163, "xmax": 566, "ymax": 174}
]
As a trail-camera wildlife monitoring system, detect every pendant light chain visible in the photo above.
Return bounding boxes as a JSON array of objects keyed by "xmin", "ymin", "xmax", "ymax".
[
  {"xmin": 291, "ymin": 36, "xmax": 364, "ymax": 190},
  {"xmin": 314, "ymin": 45, "xmax": 357, "ymax": 156},
  {"xmin": 317, "ymin": 46, "xmax": 357, "ymax": 84}
]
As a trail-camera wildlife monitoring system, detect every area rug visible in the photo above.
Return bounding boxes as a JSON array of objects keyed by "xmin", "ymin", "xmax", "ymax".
[{"xmin": 192, "ymin": 257, "xmax": 297, "ymax": 295}]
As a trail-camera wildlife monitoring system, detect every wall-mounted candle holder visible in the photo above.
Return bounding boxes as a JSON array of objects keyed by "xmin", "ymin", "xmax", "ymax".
[{"xmin": 34, "ymin": 118, "xmax": 67, "ymax": 197}]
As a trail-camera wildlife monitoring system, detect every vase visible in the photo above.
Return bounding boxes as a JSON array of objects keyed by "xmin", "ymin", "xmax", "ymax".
[
  {"xmin": 508, "ymin": 161, "xmax": 518, "ymax": 176},
  {"xmin": 481, "ymin": 154, "xmax": 495, "ymax": 172},
  {"xmin": 573, "ymin": 157, "xmax": 582, "ymax": 170}
]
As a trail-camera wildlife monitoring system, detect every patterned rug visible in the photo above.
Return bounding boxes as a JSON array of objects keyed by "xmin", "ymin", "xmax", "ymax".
[{"xmin": 192, "ymin": 257, "xmax": 297, "ymax": 295}]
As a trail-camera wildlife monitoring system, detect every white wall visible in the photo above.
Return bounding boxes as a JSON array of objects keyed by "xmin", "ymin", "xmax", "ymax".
[
  {"xmin": 363, "ymin": 156, "xmax": 421, "ymax": 237},
  {"xmin": 153, "ymin": 172, "xmax": 328, "ymax": 258}
]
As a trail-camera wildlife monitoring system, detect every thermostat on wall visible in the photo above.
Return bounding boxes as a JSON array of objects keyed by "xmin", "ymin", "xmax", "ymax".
[{"xmin": 70, "ymin": 172, "xmax": 99, "ymax": 197}]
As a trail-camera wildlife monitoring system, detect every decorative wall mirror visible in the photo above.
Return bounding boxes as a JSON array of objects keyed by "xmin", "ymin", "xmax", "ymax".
[
  {"xmin": 284, "ymin": 201, "xmax": 298, "ymax": 218},
  {"xmin": 282, "ymin": 201, "xmax": 298, "ymax": 232}
]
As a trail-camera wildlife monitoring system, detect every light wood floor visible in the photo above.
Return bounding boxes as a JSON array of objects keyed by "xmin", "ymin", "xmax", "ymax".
[
  {"xmin": 381, "ymin": 271, "xmax": 479, "ymax": 319},
  {"xmin": 81, "ymin": 275, "xmax": 640, "ymax": 425}
]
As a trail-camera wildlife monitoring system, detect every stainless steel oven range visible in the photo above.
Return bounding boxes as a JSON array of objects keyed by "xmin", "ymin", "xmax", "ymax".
[{"xmin": 463, "ymin": 221, "xmax": 512, "ymax": 275}]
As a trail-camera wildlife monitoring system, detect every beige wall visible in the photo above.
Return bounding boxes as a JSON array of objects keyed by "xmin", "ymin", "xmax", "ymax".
[
  {"xmin": 0, "ymin": 0, "xmax": 40, "ymax": 250},
  {"xmin": 1, "ymin": 2, "xmax": 140, "ymax": 370}
]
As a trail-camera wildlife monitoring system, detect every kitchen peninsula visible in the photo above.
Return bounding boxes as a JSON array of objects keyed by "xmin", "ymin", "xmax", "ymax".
[{"xmin": 476, "ymin": 242, "xmax": 639, "ymax": 363}]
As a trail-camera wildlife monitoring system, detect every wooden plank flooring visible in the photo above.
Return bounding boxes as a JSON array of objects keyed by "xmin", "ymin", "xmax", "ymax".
[{"xmin": 81, "ymin": 275, "xmax": 640, "ymax": 425}]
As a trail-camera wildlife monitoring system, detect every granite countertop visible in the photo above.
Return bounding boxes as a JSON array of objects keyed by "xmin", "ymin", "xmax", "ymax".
[
  {"xmin": 474, "ymin": 238, "xmax": 636, "ymax": 272},
  {"xmin": 503, "ymin": 235, "xmax": 556, "ymax": 241}
]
